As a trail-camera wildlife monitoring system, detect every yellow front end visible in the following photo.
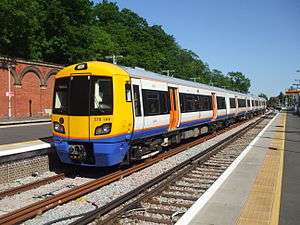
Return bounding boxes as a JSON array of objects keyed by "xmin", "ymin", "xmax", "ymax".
[{"xmin": 52, "ymin": 62, "xmax": 133, "ymax": 167}]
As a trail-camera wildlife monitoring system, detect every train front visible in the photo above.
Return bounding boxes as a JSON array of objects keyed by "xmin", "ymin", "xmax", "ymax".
[{"xmin": 51, "ymin": 62, "xmax": 133, "ymax": 167}]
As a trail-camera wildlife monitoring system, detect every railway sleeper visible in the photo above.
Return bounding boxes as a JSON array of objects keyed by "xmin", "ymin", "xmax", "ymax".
[
  {"xmin": 126, "ymin": 214, "xmax": 173, "ymax": 225},
  {"xmin": 213, "ymin": 154, "xmax": 238, "ymax": 159},
  {"xmin": 142, "ymin": 202, "xmax": 187, "ymax": 214},
  {"xmin": 203, "ymin": 162, "xmax": 228, "ymax": 168},
  {"xmin": 207, "ymin": 160, "xmax": 233, "ymax": 165},
  {"xmin": 146, "ymin": 199, "xmax": 192, "ymax": 209},
  {"xmin": 160, "ymin": 193, "xmax": 199, "ymax": 202},
  {"xmin": 195, "ymin": 166, "xmax": 225, "ymax": 173},
  {"xmin": 185, "ymin": 173, "xmax": 219, "ymax": 180},
  {"xmin": 173, "ymin": 183, "xmax": 210, "ymax": 191},
  {"xmin": 191, "ymin": 170, "xmax": 222, "ymax": 176},
  {"xmin": 211, "ymin": 155, "xmax": 236, "ymax": 160},
  {"xmin": 167, "ymin": 186, "xmax": 201, "ymax": 195},
  {"xmin": 206, "ymin": 158, "xmax": 233, "ymax": 163},
  {"xmin": 181, "ymin": 177, "xmax": 215, "ymax": 184}
]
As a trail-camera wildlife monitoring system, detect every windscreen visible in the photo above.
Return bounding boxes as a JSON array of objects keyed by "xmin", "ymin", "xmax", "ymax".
[
  {"xmin": 52, "ymin": 76, "xmax": 113, "ymax": 116},
  {"xmin": 90, "ymin": 77, "xmax": 113, "ymax": 115},
  {"xmin": 53, "ymin": 77, "xmax": 69, "ymax": 114},
  {"xmin": 69, "ymin": 76, "xmax": 90, "ymax": 115}
]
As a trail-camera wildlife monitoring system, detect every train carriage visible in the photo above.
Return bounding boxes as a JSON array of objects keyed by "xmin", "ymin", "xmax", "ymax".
[{"xmin": 52, "ymin": 61, "xmax": 266, "ymax": 167}]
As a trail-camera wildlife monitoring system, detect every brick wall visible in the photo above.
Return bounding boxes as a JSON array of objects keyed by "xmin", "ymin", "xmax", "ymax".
[
  {"xmin": 0, "ymin": 57, "xmax": 63, "ymax": 119},
  {"xmin": 0, "ymin": 155, "xmax": 49, "ymax": 184}
]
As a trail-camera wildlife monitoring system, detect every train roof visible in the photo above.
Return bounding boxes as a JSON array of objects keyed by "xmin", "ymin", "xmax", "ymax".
[
  {"xmin": 122, "ymin": 66, "xmax": 255, "ymax": 98},
  {"xmin": 56, "ymin": 61, "xmax": 263, "ymax": 100}
]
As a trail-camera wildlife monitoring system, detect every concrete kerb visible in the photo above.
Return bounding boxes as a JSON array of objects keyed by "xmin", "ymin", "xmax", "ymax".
[{"xmin": 0, "ymin": 119, "xmax": 51, "ymax": 127}]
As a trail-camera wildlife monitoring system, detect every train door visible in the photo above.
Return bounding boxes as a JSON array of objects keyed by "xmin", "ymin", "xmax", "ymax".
[
  {"xmin": 168, "ymin": 87, "xmax": 180, "ymax": 130},
  {"xmin": 131, "ymin": 78, "xmax": 144, "ymax": 131},
  {"xmin": 211, "ymin": 92, "xmax": 218, "ymax": 120}
]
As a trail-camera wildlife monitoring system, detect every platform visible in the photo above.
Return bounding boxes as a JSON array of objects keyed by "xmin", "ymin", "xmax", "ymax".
[{"xmin": 176, "ymin": 112, "xmax": 299, "ymax": 225}]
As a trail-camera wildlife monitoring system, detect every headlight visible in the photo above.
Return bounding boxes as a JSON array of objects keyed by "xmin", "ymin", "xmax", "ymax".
[
  {"xmin": 95, "ymin": 123, "xmax": 112, "ymax": 135},
  {"xmin": 53, "ymin": 122, "xmax": 65, "ymax": 134}
]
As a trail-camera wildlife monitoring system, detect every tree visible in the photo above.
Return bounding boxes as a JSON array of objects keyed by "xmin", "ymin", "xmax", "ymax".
[
  {"xmin": 0, "ymin": 0, "xmax": 252, "ymax": 93},
  {"xmin": 258, "ymin": 93, "xmax": 268, "ymax": 100},
  {"xmin": 227, "ymin": 72, "xmax": 251, "ymax": 93}
]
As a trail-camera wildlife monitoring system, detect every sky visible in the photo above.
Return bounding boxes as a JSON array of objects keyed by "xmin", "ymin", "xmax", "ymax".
[{"xmin": 104, "ymin": 0, "xmax": 300, "ymax": 97}]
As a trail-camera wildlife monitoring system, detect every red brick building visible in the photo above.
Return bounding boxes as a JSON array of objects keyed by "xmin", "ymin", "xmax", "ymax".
[{"xmin": 0, "ymin": 57, "xmax": 63, "ymax": 119}]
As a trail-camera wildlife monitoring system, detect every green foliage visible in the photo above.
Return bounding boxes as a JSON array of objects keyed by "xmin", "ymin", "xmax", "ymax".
[
  {"xmin": 258, "ymin": 93, "xmax": 268, "ymax": 100},
  {"xmin": 0, "ymin": 0, "xmax": 251, "ymax": 92}
]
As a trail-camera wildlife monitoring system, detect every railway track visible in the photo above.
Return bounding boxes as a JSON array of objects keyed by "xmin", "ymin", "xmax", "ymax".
[
  {"xmin": 0, "ymin": 115, "xmax": 269, "ymax": 225},
  {"xmin": 70, "ymin": 114, "xmax": 273, "ymax": 225}
]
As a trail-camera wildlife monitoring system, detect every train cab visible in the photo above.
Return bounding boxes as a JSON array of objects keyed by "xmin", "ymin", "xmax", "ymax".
[{"xmin": 52, "ymin": 62, "xmax": 133, "ymax": 166}]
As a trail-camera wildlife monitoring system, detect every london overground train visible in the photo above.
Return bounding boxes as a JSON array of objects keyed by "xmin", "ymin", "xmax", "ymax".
[{"xmin": 52, "ymin": 61, "xmax": 266, "ymax": 167}]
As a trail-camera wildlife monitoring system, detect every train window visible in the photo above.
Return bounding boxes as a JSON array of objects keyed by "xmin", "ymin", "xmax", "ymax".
[
  {"xmin": 159, "ymin": 92, "xmax": 170, "ymax": 114},
  {"xmin": 180, "ymin": 93, "xmax": 197, "ymax": 112},
  {"xmin": 142, "ymin": 90, "xmax": 169, "ymax": 116},
  {"xmin": 198, "ymin": 95, "xmax": 212, "ymax": 111},
  {"xmin": 217, "ymin": 96, "xmax": 226, "ymax": 109},
  {"xmin": 143, "ymin": 90, "xmax": 160, "ymax": 116},
  {"xmin": 172, "ymin": 91, "xmax": 177, "ymax": 111},
  {"xmin": 180, "ymin": 93, "xmax": 212, "ymax": 112},
  {"xmin": 53, "ymin": 77, "xmax": 69, "ymax": 114},
  {"xmin": 238, "ymin": 99, "xmax": 246, "ymax": 108},
  {"xmin": 133, "ymin": 85, "xmax": 141, "ymax": 117},
  {"xmin": 125, "ymin": 83, "xmax": 132, "ymax": 102},
  {"xmin": 247, "ymin": 100, "xmax": 251, "ymax": 107},
  {"xmin": 229, "ymin": 98, "xmax": 236, "ymax": 108},
  {"xmin": 185, "ymin": 94, "xmax": 196, "ymax": 112},
  {"xmin": 90, "ymin": 77, "xmax": 113, "ymax": 115},
  {"xmin": 70, "ymin": 76, "xmax": 90, "ymax": 116}
]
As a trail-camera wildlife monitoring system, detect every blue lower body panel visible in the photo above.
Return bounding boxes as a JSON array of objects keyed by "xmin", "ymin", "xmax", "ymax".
[{"xmin": 53, "ymin": 136, "xmax": 129, "ymax": 167}]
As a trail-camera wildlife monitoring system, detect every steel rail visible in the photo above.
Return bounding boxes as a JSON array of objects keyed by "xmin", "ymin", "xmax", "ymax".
[{"xmin": 0, "ymin": 115, "xmax": 268, "ymax": 225}]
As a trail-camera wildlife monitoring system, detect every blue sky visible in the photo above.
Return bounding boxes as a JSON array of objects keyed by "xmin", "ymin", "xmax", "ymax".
[{"xmin": 103, "ymin": 0, "xmax": 300, "ymax": 97}]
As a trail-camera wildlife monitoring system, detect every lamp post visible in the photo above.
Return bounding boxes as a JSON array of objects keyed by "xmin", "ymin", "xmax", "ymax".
[
  {"xmin": 0, "ymin": 58, "xmax": 16, "ymax": 118},
  {"xmin": 105, "ymin": 55, "xmax": 123, "ymax": 64},
  {"xmin": 8, "ymin": 65, "xmax": 12, "ymax": 118},
  {"xmin": 162, "ymin": 70, "xmax": 175, "ymax": 77}
]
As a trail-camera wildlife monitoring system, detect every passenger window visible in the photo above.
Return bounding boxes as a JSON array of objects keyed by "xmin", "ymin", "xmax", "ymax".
[
  {"xmin": 238, "ymin": 99, "xmax": 246, "ymax": 108},
  {"xmin": 160, "ymin": 92, "xmax": 170, "ymax": 114},
  {"xmin": 230, "ymin": 98, "xmax": 236, "ymax": 108},
  {"xmin": 217, "ymin": 96, "xmax": 226, "ymax": 109},
  {"xmin": 143, "ymin": 90, "xmax": 160, "ymax": 116},
  {"xmin": 125, "ymin": 83, "xmax": 132, "ymax": 102},
  {"xmin": 199, "ymin": 95, "xmax": 213, "ymax": 111},
  {"xmin": 142, "ymin": 89, "xmax": 169, "ymax": 116},
  {"xmin": 133, "ymin": 85, "xmax": 141, "ymax": 117}
]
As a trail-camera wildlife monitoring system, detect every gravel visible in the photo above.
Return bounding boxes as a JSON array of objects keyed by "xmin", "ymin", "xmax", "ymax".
[
  {"xmin": 0, "ymin": 174, "xmax": 93, "ymax": 216},
  {"xmin": 0, "ymin": 171, "xmax": 56, "ymax": 192},
  {"xmin": 20, "ymin": 117, "xmax": 262, "ymax": 225}
]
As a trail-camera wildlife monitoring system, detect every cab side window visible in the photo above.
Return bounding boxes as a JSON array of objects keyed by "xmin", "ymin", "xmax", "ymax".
[{"xmin": 133, "ymin": 85, "xmax": 141, "ymax": 117}]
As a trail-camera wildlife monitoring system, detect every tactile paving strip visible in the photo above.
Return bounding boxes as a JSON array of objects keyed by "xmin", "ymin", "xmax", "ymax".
[{"xmin": 235, "ymin": 113, "xmax": 286, "ymax": 225}]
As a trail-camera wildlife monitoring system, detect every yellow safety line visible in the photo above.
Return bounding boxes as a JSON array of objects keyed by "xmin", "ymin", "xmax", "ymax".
[
  {"xmin": 235, "ymin": 113, "xmax": 286, "ymax": 225},
  {"xmin": 271, "ymin": 113, "xmax": 286, "ymax": 225}
]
